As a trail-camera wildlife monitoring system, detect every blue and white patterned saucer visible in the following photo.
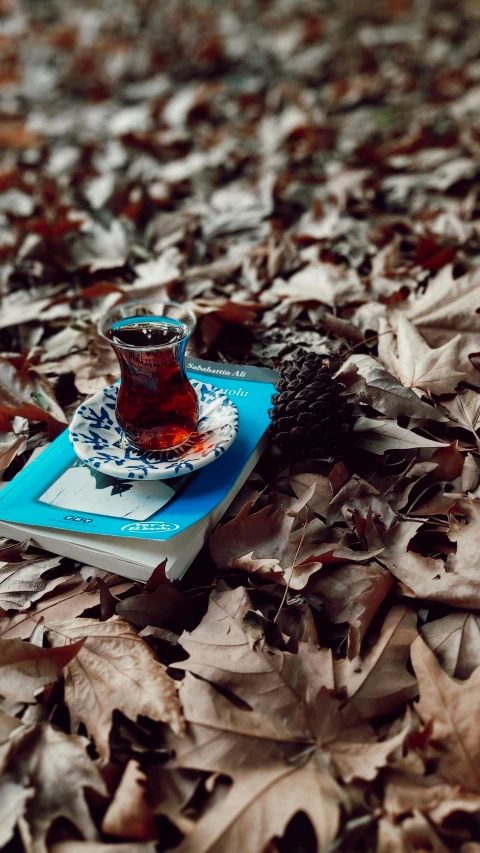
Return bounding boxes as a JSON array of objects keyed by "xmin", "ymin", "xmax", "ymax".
[{"xmin": 69, "ymin": 380, "xmax": 239, "ymax": 480}]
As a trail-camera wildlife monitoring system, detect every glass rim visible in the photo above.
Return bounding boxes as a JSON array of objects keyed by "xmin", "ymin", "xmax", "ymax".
[{"xmin": 97, "ymin": 297, "xmax": 197, "ymax": 352}]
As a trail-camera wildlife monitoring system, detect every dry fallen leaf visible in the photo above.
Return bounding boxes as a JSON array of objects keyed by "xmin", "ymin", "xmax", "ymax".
[
  {"xmin": 421, "ymin": 612, "xmax": 480, "ymax": 680},
  {"xmin": 150, "ymin": 585, "xmax": 411, "ymax": 850},
  {"xmin": 0, "ymin": 777, "xmax": 34, "ymax": 849},
  {"xmin": 335, "ymin": 605, "xmax": 418, "ymax": 719},
  {"xmin": 0, "ymin": 723, "xmax": 107, "ymax": 851},
  {"xmin": 0, "ymin": 554, "xmax": 73, "ymax": 611},
  {"xmin": 338, "ymin": 354, "xmax": 447, "ymax": 421},
  {"xmin": 406, "ymin": 265, "xmax": 480, "ymax": 386},
  {"xmin": 0, "ymin": 635, "xmax": 84, "ymax": 702},
  {"xmin": 0, "ymin": 357, "xmax": 66, "ymax": 429},
  {"xmin": 49, "ymin": 615, "xmax": 184, "ymax": 762},
  {"xmin": 380, "ymin": 521, "xmax": 480, "ymax": 609},
  {"xmin": 0, "ymin": 576, "xmax": 134, "ymax": 639},
  {"xmin": 411, "ymin": 635, "xmax": 480, "ymax": 791},
  {"xmin": 379, "ymin": 315, "xmax": 467, "ymax": 395},
  {"xmin": 309, "ymin": 562, "xmax": 394, "ymax": 659},
  {"xmin": 271, "ymin": 261, "xmax": 365, "ymax": 308},
  {"xmin": 101, "ymin": 760, "xmax": 156, "ymax": 840},
  {"xmin": 352, "ymin": 416, "xmax": 448, "ymax": 454}
]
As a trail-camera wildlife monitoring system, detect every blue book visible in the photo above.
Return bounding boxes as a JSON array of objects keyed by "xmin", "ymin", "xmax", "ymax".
[{"xmin": 0, "ymin": 359, "xmax": 276, "ymax": 581}]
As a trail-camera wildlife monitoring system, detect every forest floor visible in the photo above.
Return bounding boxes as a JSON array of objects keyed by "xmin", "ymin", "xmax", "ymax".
[{"xmin": 2, "ymin": 0, "xmax": 480, "ymax": 851}]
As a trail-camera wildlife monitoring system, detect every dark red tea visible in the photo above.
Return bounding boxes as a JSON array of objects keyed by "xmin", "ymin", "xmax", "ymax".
[{"xmin": 107, "ymin": 319, "xmax": 199, "ymax": 452}]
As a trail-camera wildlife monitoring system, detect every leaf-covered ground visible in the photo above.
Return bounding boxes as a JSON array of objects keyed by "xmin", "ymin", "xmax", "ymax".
[{"xmin": 2, "ymin": 0, "xmax": 480, "ymax": 850}]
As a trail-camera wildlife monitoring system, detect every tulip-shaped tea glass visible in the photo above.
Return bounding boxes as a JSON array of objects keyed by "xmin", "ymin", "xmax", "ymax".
[{"xmin": 99, "ymin": 299, "xmax": 199, "ymax": 452}]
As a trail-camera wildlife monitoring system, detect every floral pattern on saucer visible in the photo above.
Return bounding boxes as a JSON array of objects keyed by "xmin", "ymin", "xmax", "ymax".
[{"xmin": 69, "ymin": 380, "xmax": 239, "ymax": 480}]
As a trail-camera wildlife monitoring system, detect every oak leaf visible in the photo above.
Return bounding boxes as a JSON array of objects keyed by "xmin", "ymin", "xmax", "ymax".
[
  {"xmin": 411, "ymin": 636, "xmax": 480, "ymax": 791},
  {"xmin": 0, "ymin": 723, "xmax": 107, "ymax": 852},
  {"xmin": 48, "ymin": 615, "xmax": 184, "ymax": 762}
]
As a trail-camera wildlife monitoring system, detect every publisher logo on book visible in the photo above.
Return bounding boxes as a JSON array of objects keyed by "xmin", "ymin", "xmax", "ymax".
[{"xmin": 120, "ymin": 521, "xmax": 180, "ymax": 533}]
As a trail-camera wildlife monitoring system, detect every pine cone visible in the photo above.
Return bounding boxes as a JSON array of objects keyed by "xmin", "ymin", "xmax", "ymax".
[{"xmin": 270, "ymin": 349, "xmax": 354, "ymax": 460}]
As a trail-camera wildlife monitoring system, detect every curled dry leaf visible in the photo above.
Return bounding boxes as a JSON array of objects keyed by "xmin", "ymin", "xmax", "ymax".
[
  {"xmin": 0, "ymin": 357, "xmax": 66, "ymax": 429},
  {"xmin": 0, "ymin": 430, "xmax": 28, "ymax": 475},
  {"xmin": 377, "ymin": 812, "xmax": 451, "ymax": 853},
  {"xmin": 380, "ymin": 521, "xmax": 480, "ymax": 609},
  {"xmin": 335, "ymin": 605, "xmax": 418, "ymax": 720},
  {"xmin": 48, "ymin": 615, "xmax": 184, "ymax": 762},
  {"xmin": 421, "ymin": 612, "xmax": 480, "ymax": 681},
  {"xmin": 339, "ymin": 354, "xmax": 446, "ymax": 421},
  {"xmin": 0, "ymin": 723, "xmax": 107, "ymax": 851},
  {"xmin": 209, "ymin": 485, "xmax": 314, "ymax": 568},
  {"xmin": 308, "ymin": 561, "xmax": 394, "ymax": 659},
  {"xmin": 0, "ymin": 635, "xmax": 85, "ymax": 702},
  {"xmin": 383, "ymin": 769, "xmax": 480, "ymax": 826},
  {"xmin": 0, "ymin": 777, "xmax": 34, "ymax": 848},
  {"xmin": 0, "ymin": 555, "xmax": 73, "ymax": 611},
  {"xmin": 0, "ymin": 576, "xmax": 134, "ymax": 639},
  {"xmin": 101, "ymin": 760, "xmax": 156, "ymax": 841}
]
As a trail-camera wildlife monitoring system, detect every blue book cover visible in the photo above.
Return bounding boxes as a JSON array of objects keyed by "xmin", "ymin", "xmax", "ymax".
[{"xmin": 0, "ymin": 359, "xmax": 276, "ymax": 542}]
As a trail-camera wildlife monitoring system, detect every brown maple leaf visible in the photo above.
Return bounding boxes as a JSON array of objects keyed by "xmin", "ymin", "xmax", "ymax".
[
  {"xmin": 159, "ymin": 585, "xmax": 410, "ymax": 852},
  {"xmin": 412, "ymin": 635, "xmax": 480, "ymax": 792},
  {"xmin": 400, "ymin": 265, "xmax": 480, "ymax": 386},
  {"xmin": 379, "ymin": 315, "xmax": 467, "ymax": 395},
  {"xmin": 48, "ymin": 615, "xmax": 184, "ymax": 762}
]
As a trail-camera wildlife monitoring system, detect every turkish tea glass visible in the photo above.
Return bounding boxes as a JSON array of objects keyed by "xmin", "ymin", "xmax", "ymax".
[{"xmin": 99, "ymin": 298, "xmax": 199, "ymax": 452}]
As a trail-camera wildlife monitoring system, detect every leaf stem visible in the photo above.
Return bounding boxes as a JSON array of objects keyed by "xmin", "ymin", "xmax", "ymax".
[{"xmin": 273, "ymin": 509, "xmax": 308, "ymax": 623}]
